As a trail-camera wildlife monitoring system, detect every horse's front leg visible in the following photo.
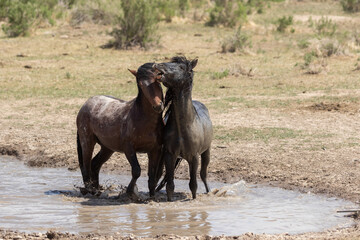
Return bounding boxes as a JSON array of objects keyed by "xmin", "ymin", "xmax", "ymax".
[
  {"xmin": 125, "ymin": 150, "xmax": 141, "ymax": 199},
  {"xmin": 147, "ymin": 146, "xmax": 163, "ymax": 197}
]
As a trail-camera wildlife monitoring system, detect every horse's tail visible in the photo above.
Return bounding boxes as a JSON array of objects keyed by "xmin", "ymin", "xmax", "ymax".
[
  {"xmin": 156, "ymin": 157, "xmax": 182, "ymax": 192},
  {"xmin": 77, "ymin": 131, "xmax": 83, "ymax": 169}
]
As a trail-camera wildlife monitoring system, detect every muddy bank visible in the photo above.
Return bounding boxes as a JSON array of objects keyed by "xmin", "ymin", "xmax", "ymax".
[{"xmin": 1, "ymin": 227, "xmax": 360, "ymax": 240}]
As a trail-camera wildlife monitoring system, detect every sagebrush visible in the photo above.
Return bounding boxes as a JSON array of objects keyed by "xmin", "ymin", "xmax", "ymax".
[
  {"xmin": 205, "ymin": 0, "xmax": 247, "ymax": 28},
  {"xmin": 341, "ymin": 0, "xmax": 360, "ymax": 12},
  {"xmin": 276, "ymin": 16, "xmax": 293, "ymax": 33},
  {"xmin": 105, "ymin": 0, "xmax": 159, "ymax": 49},
  {"xmin": 1, "ymin": 0, "xmax": 57, "ymax": 37},
  {"xmin": 221, "ymin": 26, "xmax": 251, "ymax": 53}
]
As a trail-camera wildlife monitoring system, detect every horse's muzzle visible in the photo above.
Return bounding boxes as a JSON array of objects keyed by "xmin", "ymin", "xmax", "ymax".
[
  {"xmin": 152, "ymin": 64, "xmax": 164, "ymax": 82},
  {"xmin": 153, "ymin": 101, "xmax": 164, "ymax": 113}
]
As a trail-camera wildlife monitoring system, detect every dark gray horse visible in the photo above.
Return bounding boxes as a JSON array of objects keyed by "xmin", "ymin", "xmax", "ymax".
[
  {"xmin": 76, "ymin": 63, "xmax": 164, "ymax": 198},
  {"xmin": 153, "ymin": 56, "xmax": 213, "ymax": 201}
]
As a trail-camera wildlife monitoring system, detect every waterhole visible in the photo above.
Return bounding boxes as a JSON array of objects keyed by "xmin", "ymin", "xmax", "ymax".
[{"xmin": 0, "ymin": 156, "xmax": 355, "ymax": 237}]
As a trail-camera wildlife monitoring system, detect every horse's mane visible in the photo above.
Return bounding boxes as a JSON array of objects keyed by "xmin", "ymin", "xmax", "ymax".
[
  {"xmin": 164, "ymin": 56, "xmax": 194, "ymax": 119},
  {"xmin": 171, "ymin": 56, "xmax": 192, "ymax": 69},
  {"xmin": 136, "ymin": 62, "xmax": 155, "ymax": 82}
]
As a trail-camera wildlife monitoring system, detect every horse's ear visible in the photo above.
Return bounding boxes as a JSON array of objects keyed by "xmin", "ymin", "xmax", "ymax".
[
  {"xmin": 128, "ymin": 69, "xmax": 137, "ymax": 77},
  {"xmin": 191, "ymin": 58, "xmax": 198, "ymax": 69}
]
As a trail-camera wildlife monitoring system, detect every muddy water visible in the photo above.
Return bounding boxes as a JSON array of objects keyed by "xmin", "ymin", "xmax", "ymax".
[{"xmin": 0, "ymin": 156, "xmax": 355, "ymax": 237}]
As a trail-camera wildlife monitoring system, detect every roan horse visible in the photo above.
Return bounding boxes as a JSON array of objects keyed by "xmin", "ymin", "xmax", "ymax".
[
  {"xmin": 76, "ymin": 62, "xmax": 164, "ymax": 198},
  {"xmin": 153, "ymin": 56, "xmax": 213, "ymax": 201}
]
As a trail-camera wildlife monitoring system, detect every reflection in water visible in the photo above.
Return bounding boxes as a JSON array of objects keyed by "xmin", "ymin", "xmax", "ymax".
[
  {"xmin": 75, "ymin": 199, "xmax": 211, "ymax": 236},
  {"xmin": 0, "ymin": 156, "xmax": 356, "ymax": 237}
]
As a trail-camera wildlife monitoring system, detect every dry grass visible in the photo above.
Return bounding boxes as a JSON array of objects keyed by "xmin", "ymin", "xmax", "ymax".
[{"xmin": 1, "ymin": 1, "xmax": 360, "ymax": 150}]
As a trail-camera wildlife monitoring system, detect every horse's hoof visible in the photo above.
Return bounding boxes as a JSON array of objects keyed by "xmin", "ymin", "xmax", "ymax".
[
  {"xmin": 94, "ymin": 189, "xmax": 102, "ymax": 197},
  {"xmin": 80, "ymin": 187, "xmax": 102, "ymax": 196},
  {"xmin": 80, "ymin": 187, "xmax": 89, "ymax": 195},
  {"xmin": 127, "ymin": 192, "xmax": 142, "ymax": 202},
  {"xmin": 147, "ymin": 195, "xmax": 156, "ymax": 202}
]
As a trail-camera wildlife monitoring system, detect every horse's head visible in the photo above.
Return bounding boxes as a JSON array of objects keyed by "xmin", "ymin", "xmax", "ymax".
[
  {"xmin": 129, "ymin": 63, "xmax": 164, "ymax": 113},
  {"xmin": 152, "ymin": 56, "xmax": 198, "ymax": 89}
]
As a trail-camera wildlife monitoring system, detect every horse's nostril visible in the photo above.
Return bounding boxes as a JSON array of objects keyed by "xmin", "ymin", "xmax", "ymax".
[{"xmin": 153, "ymin": 103, "xmax": 164, "ymax": 113}]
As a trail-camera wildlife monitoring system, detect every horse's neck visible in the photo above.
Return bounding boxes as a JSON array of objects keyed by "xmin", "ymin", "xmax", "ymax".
[
  {"xmin": 135, "ymin": 91, "xmax": 159, "ymax": 119},
  {"xmin": 171, "ymin": 88, "xmax": 195, "ymax": 131}
]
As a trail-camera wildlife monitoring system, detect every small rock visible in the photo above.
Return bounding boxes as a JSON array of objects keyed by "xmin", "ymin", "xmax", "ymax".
[
  {"xmin": 24, "ymin": 65, "xmax": 32, "ymax": 69},
  {"xmin": 13, "ymin": 235, "xmax": 23, "ymax": 240},
  {"xmin": 60, "ymin": 35, "xmax": 69, "ymax": 39},
  {"xmin": 46, "ymin": 231, "xmax": 57, "ymax": 239}
]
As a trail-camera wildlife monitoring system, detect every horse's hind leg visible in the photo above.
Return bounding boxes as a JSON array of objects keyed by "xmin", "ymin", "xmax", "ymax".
[
  {"xmin": 77, "ymin": 132, "xmax": 96, "ymax": 191},
  {"xmin": 189, "ymin": 157, "xmax": 199, "ymax": 199},
  {"xmin": 200, "ymin": 149, "xmax": 211, "ymax": 193},
  {"xmin": 91, "ymin": 146, "xmax": 113, "ymax": 189}
]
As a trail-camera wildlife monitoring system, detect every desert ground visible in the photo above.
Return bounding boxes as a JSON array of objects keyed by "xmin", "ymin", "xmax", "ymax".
[{"xmin": 1, "ymin": 0, "xmax": 360, "ymax": 239}]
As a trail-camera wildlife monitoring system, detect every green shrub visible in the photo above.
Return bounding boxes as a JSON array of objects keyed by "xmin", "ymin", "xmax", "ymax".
[
  {"xmin": 205, "ymin": 0, "xmax": 247, "ymax": 28},
  {"xmin": 341, "ymin": 0, "xmax": 360, "ymax": 12},
  {"xmin": 1, "ymin": 0, "xmax": 57, "ymax": 37},
  {"xmin": 178, "ymin": 0, "xmax": 190, "ymax": 16},
  {"xmin": 276, "ymin": 16, "xmax": 293, "ymax": 33},
  {"xmin": 155, "ymin": 0, "xmax": 191, "ymax": 22},
  {"xmin": 300, "ymin": 38, "xmax": 345, "ymax": 70},
  {"xmin": 63, "ymin": 0, "xmax": 77, "ymax": 9},
  {"xmin": 246, "ymin": 0, "xmax": 266, "ymax": 14},
  {"xmin": 354, "ymin": 30, "xmax": 360, "ymax": 46},
  {"xmin": 105, "ymin": 0, "xmax": 159, "ymax": 49},
  {"xmin": 0, "ymin": 0, "xmax": 10, "ymax": 20},
  {"xmin": 70, "ymin": 0, "xmax": 122, "ymax": 26},
  {"xmin": 319, "ymin": 38, "xmax": 342, "ymax": 57},
  {"xmin": 315, "ymin": 17, "xmax": 337, "ymax": 37},
  {"xmin": 298, "ymin": 39, "xmax": 310, "ymax": 49},
  {"xmin": 303, "ymin": 51, "xmax": 317, "ymax": 68},
  {"xmin": 156, "ymin": 0, "xmax": 177, "ymax": 22},
  {"xmin": 221, "ymin": 26, "xmax": 251, "ymax": 53},
  {"xmin": 211, "ymin": 69, "xmax": 230, "ymax": 79}
]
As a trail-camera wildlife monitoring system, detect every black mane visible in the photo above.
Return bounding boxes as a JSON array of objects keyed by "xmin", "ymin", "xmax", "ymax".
[
  {"xmin": 171, "ymin": 56, "xmax": 192, "ymax": 70},
  {"xmin": 164, "ymin": 56, "xmax": 194, "ymax": 118}
]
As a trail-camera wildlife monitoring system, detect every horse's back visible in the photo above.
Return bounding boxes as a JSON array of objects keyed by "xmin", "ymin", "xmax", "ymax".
[
  {"xmin": 193, "ymin": 100, "xmax": 212, "ymax": 128},
  {"xmin": 76, "ymin": 95, "xmax": 130, "ymax": 138},
  {"xmin": 192, "ymin": 100, "xmax": 213, "ymax": 151},
  {"xmin": 77, "ymin": 95, "xmax": 127, "ymax": 121}
]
